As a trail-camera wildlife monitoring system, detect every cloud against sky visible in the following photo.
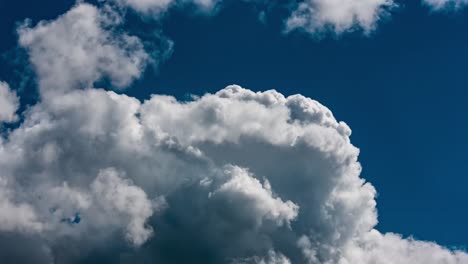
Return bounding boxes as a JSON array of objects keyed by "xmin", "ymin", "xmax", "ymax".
[
  {"xmin": 1, "ymin": 78, "xmax": 467, "ymax": 262},
  {"xmin": 105, "ymin": 0, "xmax": 396, "ymax": 35},
  {"xmin": 285, "ymin": 0, "xmax": 396, "ymax": 35},
  {"xmin": 18, "ymin": 3, "xmax": 149, "ymax": 95},
  {"xmin": 423, "ymin": 0, "xmax": 468, "ymax": 10},
  {"xmin": 0, "ymin": 1, "xmax": 467, "ymax": 263},
  {"xmin": 110, "ymin": 0, "xmax": 221, "ymax": 14}
]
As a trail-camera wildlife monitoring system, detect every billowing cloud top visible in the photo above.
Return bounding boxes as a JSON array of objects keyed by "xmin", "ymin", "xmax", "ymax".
[{"xmin": 1, "ymin": 1, "xmax": 467, "ymax": 264}]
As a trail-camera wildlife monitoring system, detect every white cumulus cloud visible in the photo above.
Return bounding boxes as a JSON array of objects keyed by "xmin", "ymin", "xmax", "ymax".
[
  {"xmin": 0, "ymin": 82, "xmax": 466, "ymax": 263},
  {"xmin": 18, "ymin": 3, "xmax": 149, "ymax": 95}
]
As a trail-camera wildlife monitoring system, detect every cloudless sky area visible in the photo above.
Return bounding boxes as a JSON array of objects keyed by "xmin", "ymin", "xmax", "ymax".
[{"xmin": 1, "ymin": 0, "xmax": 467, "ymax": 249}]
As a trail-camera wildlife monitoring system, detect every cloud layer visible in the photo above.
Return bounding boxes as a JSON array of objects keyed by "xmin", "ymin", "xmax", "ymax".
[{"xmin": 1, "ymin": 1, "xmax": 467, "ymax": 264}]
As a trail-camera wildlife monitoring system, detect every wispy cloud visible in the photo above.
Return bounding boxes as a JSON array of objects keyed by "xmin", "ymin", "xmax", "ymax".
[{"xmin": 423, "ymin": 0, "xmax": 468, "ymax": 10}]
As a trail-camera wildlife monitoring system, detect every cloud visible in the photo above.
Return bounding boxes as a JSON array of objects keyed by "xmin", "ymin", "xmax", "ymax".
[
  {"xmin": 285, "ymin": 0, "xmax": 396, "ymax": 35},
  {"xmin": 1, "ymin": 81, "xmax": 467, "ymax": 263},
  {"xmin": 112, "ymin": 0, "xmax": 175, "ymax": 14},
  {"xmin": 0, "ymin": 177, "xmax": 43, "ymax": 234},
  {"xmin": 0, "ymin": 82, "xmax": 19, "ymax": 123},
  {"xmin": 423, "ymin": 0, "xmax": 468, "ymax": 10},
  {"xmin": 91, "ymin": 168, "xmax": 159, "ymax": 246},
  {"xmin": 232, "ymin": 250, "xmax": 292, "ymax": 264},
  {"xmin": 109, "ymin": 0, "xmax": 221, "ymax": 15},
  {"xmin": 210, "ymin": 165, "xmax": 299, "ymax": 228},
  {"xmin": 342, "ymin": 230, "xmax": 468, "ymax": 264},
  {"xmin": 18, "ymin": 3, "xmax": 150, "ymax": 95},
  {"xmin": 1, "ymin": 2, "xmax": 467, "ymax": 264},
  {"xmin": 109, "ymin": 0, "xmax": 395, "ymax": 36}
]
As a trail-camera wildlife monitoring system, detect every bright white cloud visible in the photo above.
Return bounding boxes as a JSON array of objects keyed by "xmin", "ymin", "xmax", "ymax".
[
  {"xmin": 18, "ymin": 3, "xmax": 149, "ymax": 95},
  {"xmin": 91, "ymin": 168, "xmax": 158, "ymax": 246},
  {"xmin": 341, "ymin": 230, "xmax": 468, "ymax": 264},
  {"xmin": 423, "ymin": 0, "xmax": 468, "ymax": 10},
  {"xmin": 285, "ymin": 0, "xmax": 396, "ymax": 35},
  {"xmin": 210, "ymin": 165, "xmax": 299, "ymax": 228},
  {"xmin": 0, "ymin": 82, "xmax": 466, "ymax": 263},
  {"xmin": 0, "ymin": 82, "xmax": 19, "ymax": 123}
]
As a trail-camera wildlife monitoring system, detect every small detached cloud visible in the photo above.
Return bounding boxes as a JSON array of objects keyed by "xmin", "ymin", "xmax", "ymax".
[
  {"xmin": 285, "ymin": 0, "xmax": 396, "ymax": 36},
  {"xmin": 423, "ymin": 0, "xmax": 468, "ymax": 10}
]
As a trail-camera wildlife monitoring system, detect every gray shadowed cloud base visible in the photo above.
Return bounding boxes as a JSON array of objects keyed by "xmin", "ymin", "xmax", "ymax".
[{"xmin": 0, "ymin": 1, "xmax": 467, "ymax": 264}]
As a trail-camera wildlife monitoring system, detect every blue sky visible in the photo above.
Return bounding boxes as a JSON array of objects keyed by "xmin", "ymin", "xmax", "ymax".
[{"xmin": 1, "ymin": 0, "xmax": 468, "ymax": 263}]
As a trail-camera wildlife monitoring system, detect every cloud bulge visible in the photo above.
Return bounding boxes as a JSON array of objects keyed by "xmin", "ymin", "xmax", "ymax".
[{"xmin": 0, "ymin": 82, "xmax": 19, "ymax": 123}]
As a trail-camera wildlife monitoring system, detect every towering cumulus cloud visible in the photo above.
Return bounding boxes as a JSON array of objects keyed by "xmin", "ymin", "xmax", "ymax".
[{"xmin": 0, "ymin": 1, "xmax": 466, "ymax": 264}]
